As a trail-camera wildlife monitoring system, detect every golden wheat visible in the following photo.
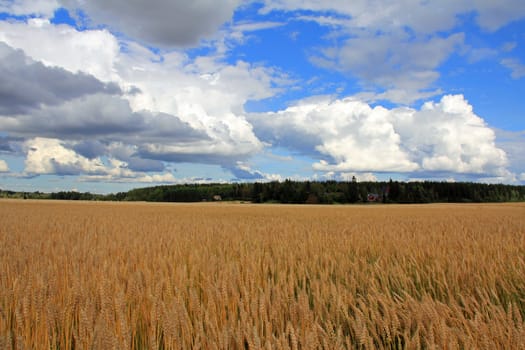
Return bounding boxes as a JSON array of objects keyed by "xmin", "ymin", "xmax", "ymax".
[{"xmin": 0, "ymin": 200, "xmax": 524, "ymax": 349}]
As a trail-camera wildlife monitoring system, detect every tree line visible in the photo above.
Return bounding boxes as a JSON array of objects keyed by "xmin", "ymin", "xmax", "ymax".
[{"xmin": 5, "ymin": 179, "xmax": 522, "ymax": 203}]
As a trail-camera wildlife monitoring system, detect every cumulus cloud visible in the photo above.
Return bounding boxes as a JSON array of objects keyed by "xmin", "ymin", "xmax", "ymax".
[
  {"xmin": 1, "ymin": 3, "xmax": 519, "ymax": 185},
  {"xmin": 24, "ymin": 138, "xmax": 107, "ymax": 175},
  {"xmin": 108, "ymin": 46, "xmax": 279, "ymax": 166},
  {"xmin": 249, "ymin": 97, "xmax": 419, "ymax": 172},
  {"xmin": 400, "ymin": 95, "xmax": 507, "ymax": 174},
  {"xmin": 23, "ymin": 138, "xmax": 180, "ymax": 183},
  {"xmin": 0, "ymin": 159, "xmax": 9, "ymax": 172},
  {"xmin": 1, "ymin": 85, "xmax": 260, "ymax": 170},
  {"xmin": 61, "ymin": 0, "xmax": 241, "ymax": 47},
  {"xmin": 0, "ymin": 17, "xmax": 283, "ymax": 178},
  {"xmin": 249, "ymin": 94, "xmax": 508, "ymax": 176},
  {"xmin": 0, "ymin": 43, "xmax": 210, "ymax": 151}
]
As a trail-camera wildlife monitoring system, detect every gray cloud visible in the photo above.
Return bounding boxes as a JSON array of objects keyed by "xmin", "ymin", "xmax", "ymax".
[
  {"xmin": 61, "ymin": 0, "xmax": 241, "ymax": 47},
  {"xmin": 140, "ymin": 112, "xmax": 211, "ymax": 142},
  {"xmin": 72, "ymin": 140, "xmax": 107, "ymax": 159},
  {"xmin": 1, "ymin": 93, "xmax": 209, "ymax": 144},
  {"xmin": 501, "ymin": 58, "xmax": 525, "ymax": 79},
  {"xmin": 249, "ymin": 110, "xmax": 324, "ymax": 158},
  {"xmin": 103, "ymin": 143, "xmax": 166, "ymax": 172},
  {"xmin": 125, "ymin": 158, "xmax": 165, "ymax": 173},
  {"xmin": 0, "ymin": 137, "xmax": 13, "ymax": 153},
  {"xmin": 309, "ymin": 32, "xmax": 464, "ymax": 102},
  {"xmin": 0, "ymin": 42, "xmax": 121, "ymax": 115},
  {"xmin": 474, "ymin": 0, "xmax": 525, "ymax": 31},
  {"xmin": 3, "ymin": 94, "xmax": 143, "ymax": 138},
  {"xmin": 135, "ymin": 150, "xmax": 241, "ymax": 167}
]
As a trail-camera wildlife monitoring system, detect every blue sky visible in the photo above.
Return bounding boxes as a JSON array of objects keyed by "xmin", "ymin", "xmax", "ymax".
[{"xmin": 0, "ymin": 0, "xmax": 524, "ymax": 193}]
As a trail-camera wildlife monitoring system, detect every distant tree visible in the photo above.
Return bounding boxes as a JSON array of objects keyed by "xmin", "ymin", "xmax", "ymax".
[{"xmin": 347, "ymin": 177, "xmax": 360, "ymax": 203}]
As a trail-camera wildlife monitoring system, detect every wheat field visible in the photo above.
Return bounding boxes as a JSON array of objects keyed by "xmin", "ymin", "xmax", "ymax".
[{"xmin": 0, "ymin": 200, "xmax": 524, "ymax": 349}]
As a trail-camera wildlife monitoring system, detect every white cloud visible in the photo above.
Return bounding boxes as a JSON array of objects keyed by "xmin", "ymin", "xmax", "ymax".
[
  {"xmin": 249, "ymin": 94, "xmax": 509, "ymax": 176},
  {"xmin": 0, "ymin": 0, "xmax": 59, "ymax": 18},
  {"xmin": 400, "ymin": 95, "xmax": 508, "ymax": 175},
  {"xmin": 250, "ymin": 97, "xmax": 419, "ymax": 173},
  {"xmin": 477, "ymin": 168, "xmax": 518, "ymax": 184},
  {"xmin": 24, "ymin": 137, "xmax": 106, "ymax": 175},
  {"xmin": 0, "ymin": 3, "xmax": 521, "ymax": 185},
  {"xmin": 225, "ymin": 21, "xmax": 286, "ymax": 49},
  {"xmin": 22, "ymin": 137, "xmax": 181, "ymax": 183},
  {"xmin": 261, "ymin": 0, "xmax": 525, "ymax": 32},
  {"xmin": 0, "ymin": 19, "xmax": 120, "ymax": 82},
  {"xmin": 0, "ymin": 159, "xmax": 9, "ymax": 172},
  {"xmin": 79, "ymin": 157, "xmax": 179, "ymax": 184},
  {"xmin": 233, "ymin": 21, "xmax": 285, "ymax": 32},
  {"xmin": 309, "ymin": 29, "xmax": 464, "ymax": 103},
  {"xmin": 111, "ymin": 47, "xmax": 281, "ymax": 164},
  {"xmin": 294, "ymin": 15, "xmax": 348, "ymax": 28},
  {"xmin": 351, "ymin": 89, "xmax": 443, "ymax": 106},
  {"xmin": 0, "ymin": 18, "xmax": 287, "ymax": 179},
  {"xmin": 262, "ymin": 1, "xmax": 525, "ymax": 103}
]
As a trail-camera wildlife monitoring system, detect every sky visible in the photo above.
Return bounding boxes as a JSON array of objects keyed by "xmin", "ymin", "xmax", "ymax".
[{"xmin": 0, "ymin": 0, "xmax": 524, "ymax": 193}]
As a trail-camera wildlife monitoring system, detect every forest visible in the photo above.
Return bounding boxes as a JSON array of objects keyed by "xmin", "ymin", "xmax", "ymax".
[{"xmin": 3, "ymin": 180, "xmax": 525, "ymax": 204}]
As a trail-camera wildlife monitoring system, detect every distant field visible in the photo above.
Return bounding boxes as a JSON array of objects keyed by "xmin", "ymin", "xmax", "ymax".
[{"xmin": 1, "ymin": 201, "xmax": 524, "ymax": 349}]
